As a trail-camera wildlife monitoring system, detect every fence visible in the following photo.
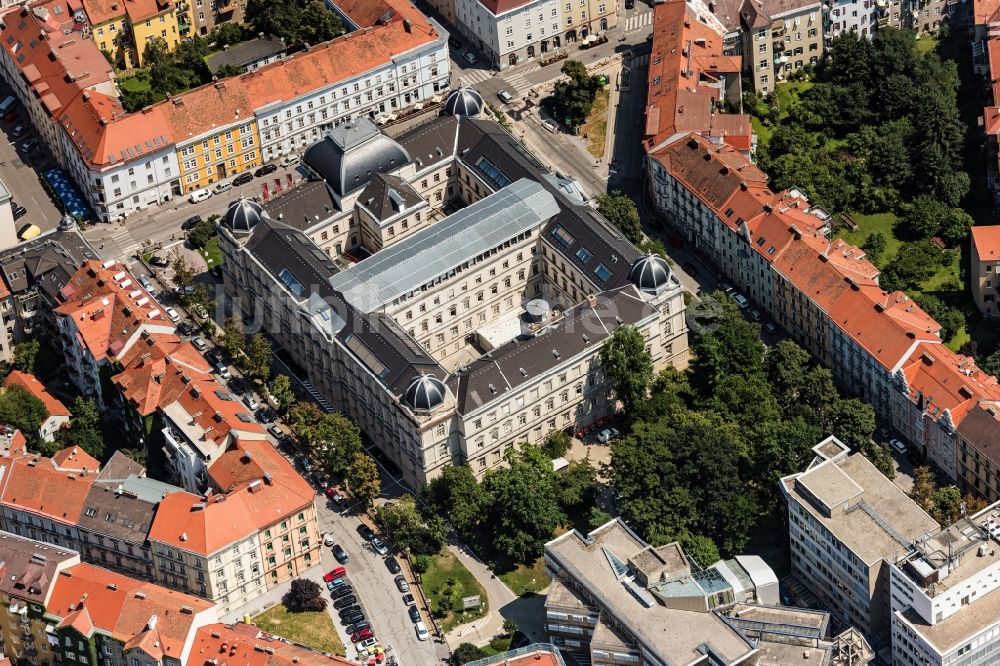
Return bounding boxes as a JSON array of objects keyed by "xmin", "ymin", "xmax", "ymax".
[{"xmin": 462, "ymin": 643, "xmax": 567, "ymax": 666}]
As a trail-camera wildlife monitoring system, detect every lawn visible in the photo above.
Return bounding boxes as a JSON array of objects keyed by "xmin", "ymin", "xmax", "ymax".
[
  {"xmin": 834, "ymin": 211, "xmax": 903, "ymax": 266},
  {"xmin": 254, "ymin": 603, "xmax": 345, "ymax": 656},
  {"xmin": 775, "ymin": 79, "xmax": 813, "ymax": 119},
  {"xmin": 580, "ymin": 88, "xmax": 610, "ymax": 158},
  {"xmin": 498, "ymin": 556, "xmax": 548, "ymax": 596},
  {"xmin": 751, "ymin": 116, "xmax": 773, "ymax": 146},
  {"xmin": 202, "ymin": 235, "xmax": 222, "ymax": 268},
  {"xmin": 915, "ymin": 36, "xmax": 938, "ymax": 54},
  {"xmin": 119, "ymin": 73, "xmax": 151, "ymax": 93},
  {"xmin": 421, "ymin": 550, "xmax": 488, "ymax": 632}
]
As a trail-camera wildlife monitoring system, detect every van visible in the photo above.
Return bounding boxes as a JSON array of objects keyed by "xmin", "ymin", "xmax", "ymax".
[
  {"xmin": 188, "ymin": 188, "xmax": 212, "ymax": 203},
  {"xmin": 0, "ymin": 96, "xmax": 16, "ymax": 116},
  {"xmin": 281, "ymin": 154, "xmax": 299, "ymax": 167},
  {"xmin": 541, "ymin": 119, "xmax": 558, "ymax": 133},
  {"xmin": 213, "ymin": 181, "xmax": 233, "ymax": 195}
]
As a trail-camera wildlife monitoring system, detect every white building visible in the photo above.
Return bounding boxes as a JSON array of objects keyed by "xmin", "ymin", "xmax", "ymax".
[
  {"xmin": 455, "ymin": 0, "xmax": 564, "ymax": 69},
  {"xmin": 889, "ymin": 501, "xmax": 1000, "ymax": 666}
]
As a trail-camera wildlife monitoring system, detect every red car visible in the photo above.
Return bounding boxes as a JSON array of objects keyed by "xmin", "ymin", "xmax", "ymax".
[
  {"xmin": 323, "ymin": 569, "xmax": 347, "ymax": 583},
  {"xmin": 351, "ymin": 628, "xmax": 373, "ymax": 642}
]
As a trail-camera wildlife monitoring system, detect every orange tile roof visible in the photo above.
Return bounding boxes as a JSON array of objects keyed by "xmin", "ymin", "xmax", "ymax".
[
  {"xmin": 985, "ymin": 107, "xmax": 1000, "ymax": 135},
  {"xmin": 55, "ymin": 260, "xmax": 170, "ymax": 362},
  {"xmin": 59, "ymin": 92, "xmax": 174, "ymax": 168},
  {"xmin": 186, "ymin": 623, "xmax": 359, "ymax": 666},
  {"xmin": 0, "ymin": 453, "xmax": 96, "ymax": 524},
  {"xmin": 900, "ymin": 344, "xmax": 1000, "ymax": 426},
  {"xmin": 148, "ymin": 489, "xmax": 257, "ymax": 555},
  {"xmin": 112, "ymin": 333, "xmax": 213, "ymax": 416},
  {"xmin": 51, "ymin": 447, "xmax": 101, "ymax": 474},
  {"xmin": 48, "ymin": 562, "xmax": 213, "ymax": 661},
  {"xmin": 333, "ymin": 0, "xmax": 400, "ymax": 27},
  {"xmin": 643, "ymin": 0, "xmax": 749, "ymax": 152},
  {"xmin": 971, "ymin": 225, "xmax": 1000, "ymax": 261},
  {"xmin": 81, "ymin": 0, "xmax": 126, "ymax": 23},
  {"xmin": 168, "ymin": 377, "xmax": 265, "ymax": 453},
  {"xmin": 159, "ymin": 80, "xmax": 255, "ymax": 143},
  {"xmin": 123, "ymin": 0, "xmax": 172, "ymax": 23},
  {"xmin": 2, "ymin": 371, "xmax": 70, "ymax": 417},
  {"xmin": 976, "ymin": 0, "xmax": 1000, "ymax": 25}
]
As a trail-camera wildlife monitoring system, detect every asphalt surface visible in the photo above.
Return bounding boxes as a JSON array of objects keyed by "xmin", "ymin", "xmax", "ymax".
[{"xmin": 0, "ymin": 91, "xmax": 62, "ymax": 235}]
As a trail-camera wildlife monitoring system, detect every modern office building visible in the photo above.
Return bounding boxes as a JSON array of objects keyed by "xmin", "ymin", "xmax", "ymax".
[
  {"xmin": 781, "ymin": 436, "xmax": 939, "ymax": 644},
  {"xmin": 219, "ymin": 103, "xmax": 689, "ymax": 489}
]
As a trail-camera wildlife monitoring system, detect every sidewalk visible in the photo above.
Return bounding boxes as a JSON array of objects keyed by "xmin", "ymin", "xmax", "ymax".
[{"xmin": 443, "ymin": 542, "xmax": 517, "ymax": 649}]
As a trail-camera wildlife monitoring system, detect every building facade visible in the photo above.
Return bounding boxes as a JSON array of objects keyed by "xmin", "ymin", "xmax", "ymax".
[
  {"xmin": 970, "ymin": 226, "xmax": 1000, "ymax": 316},
  {"xmin": 455, "ymin": 0, "xmax": 565, "ymax": 69},
  {"xmin": 83, "ymin": 0, "xmax": 186, "ymax": 69}
]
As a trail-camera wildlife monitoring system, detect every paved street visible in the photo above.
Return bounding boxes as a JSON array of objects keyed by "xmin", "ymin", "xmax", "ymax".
[{"xmin": 0, "ymin": 91, "xmax": 61, "ymax": 235}]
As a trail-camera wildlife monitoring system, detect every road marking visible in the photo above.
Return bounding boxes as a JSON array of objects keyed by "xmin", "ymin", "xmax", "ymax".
[{"xmin": 625, "ymin": 11, "xmax": 653, "ymax": 32}]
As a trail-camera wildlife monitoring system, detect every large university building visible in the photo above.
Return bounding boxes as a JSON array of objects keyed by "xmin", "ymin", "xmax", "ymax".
[{"xmin": 219, "ymin": 93, "xmax": 690, "ymax": 488}]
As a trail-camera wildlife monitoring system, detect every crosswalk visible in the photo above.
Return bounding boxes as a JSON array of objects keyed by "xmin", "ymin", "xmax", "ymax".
[
  {"xmin": 624, "ymin": 11, "xmax": 654, "ymax": 32},
  {"xmin": 106, "ymin": 224, "xmax": 140, "ymax": 261},
  {"xmin": 461, "ymin": 66, "xmax": 538, "ymax": 100}
]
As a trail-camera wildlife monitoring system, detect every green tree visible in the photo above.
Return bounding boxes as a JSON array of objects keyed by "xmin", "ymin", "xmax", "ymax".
[
  {"xmin": 900, "ymin": 195, "xmax": 951, "ymax": 239},
  {"xmin": 878, "ymin": 241, "xmax": 942, "ymax": 292},
  {"xmin": 211, "ymin": 22, "xmax": 247, "ymax": 47},
  {"xmin": 346, "ymin": 452, "xmax": 381, "ymax": 507},
  {"xmin": 170, "ymin": 251, "xmax": 196, "ymax": 288},
  {"xmin": 221, "ymin": 316, "xmax": 245, "ymax": 360},
  {"xmin": 595, "ymin": 192, "xmax": 642, "ymax": 245},
  {"xmin": 187, "ymin": 219, "xmax": 216, "ymax": 249},
  {"xmin": 690, "ymin": 309, "xmax": 763, "ymax": 393},
  {"xmin": 861, "ymin": 232, "xmax": 887, "ymax": 264},
  {"xmin": 542, "ymin": 60, "xmax": 602, "ymax": 129},
  {"xmin": 283, "ymin": 578, "xmax": 326, "ymax": 612},
  {"xmin": 910, "ymin": 466, "xmax": 936, "ymax": 513},
  {"xmin": 502, "ymin": 618, "xmax": 519, "ymax": 636},
  {"xmin": 678, "ymin": 532, "xmax": 721, "ymax": 568},
  {"xmin": 931, "ymin": 486, "xmax": 963, "ymax": 525},
  {"xmin": 57, "ymin": 397, "xmax": 104, "ymax": 460},
  {"xmin": 555, "ymin": 458, "xmax": 598, "ymax": 511},
  {"xmin": 599, "ymin": 325, "xmax": 652, "ymax": 413},
  {"xmin": 12, "ymin": 339, "xmax": 40, "ymax": 374},
  {"xmin": 311, "ymin": 412, "xmax": 363, "ymax": 477},
  {"xmin": 0, "ymin": 385, "xmax": 48, "ymax": 446},
  {"xmin": 483, "ymin": 446, "xmax": 564, "ymax": 562},
  {"xmin": 270, "ymin": 374, "xmax": 295, "ymax": 413},
  {"xmin": 916, "ymin": 295, "xmax": 965, "ymax": 341},
  {"xmin": 452, "ymin": 643, "xmax": 488, "ymax": 665},
  {"xmin": 939, "ymin": 208, "xmax": 974, "ymax": 246},
  {"xmin": 423, "ymin": 465, "xmax": 488, "ymax": 540},
  {"xmin": 244, "ymin": 333, "xmax": 272, "ymax": 382},
  {"xmin": 541, "ymin": 430, "xmax": 572, "ymax": 459},
  {"xmin": 375, "ymin": 495, "xmax": 443, "ymax": 555},
  {"xmin": 245, "ymin": 0, "xmax": 343, "ymax": 50},
  {"xmin": 828, "ymin": 398, "xmax": 876, "ymax": 452}
]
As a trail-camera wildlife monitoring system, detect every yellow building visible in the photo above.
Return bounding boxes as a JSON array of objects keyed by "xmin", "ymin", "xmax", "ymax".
[
  {"xmin": 176, "ymin": 119, "xmax": 261, "ymax": 192},
  {"xmin": 84, "ymin": 0, "xmax": 185, "ymax": 69}
]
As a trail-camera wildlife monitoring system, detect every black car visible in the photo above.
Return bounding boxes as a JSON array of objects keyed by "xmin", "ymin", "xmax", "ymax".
[
  {"xmin": 402, "ymin": 593, "xmax": 416, "ymax": 606},
  {"xmin": 408, "ymin": 606, "xmax": 420, "ymax": 623},
  {"xmin": 347, "ymin": 620, "xmax": 370, "ymax": 635},
  {"xmin": 340, "ymin": 611, "xmax": 364, "ymax": 625},
  {"xmin": 256, "ymin": 408, "xmax": 275, "ymax": 423},
  {"xmin": 338, "ymin": 605, "xmax": 362, "ymax": 619},
  {"xmin": 177, "ymin": 321, "xmax": 194, "ymax": 336},
  {"xmin": 232, "ymin": 172, "xmax": 253, "ymax": 186},
  {"xmin": 681, "ymin": 261, "xmax": 698, "ymax": 275},
  {"xmin": 150, "ymin": 255, "xmax": 169, "ymax": 267},
  {"xmin": 333, "ymin": 544, "xmax": 349, "ymax": 564},
  {"xmin": 385, "ymin": 556, "xmax": 401, "ymax": 575},
  {"xmin": 624, "ymin": 0, "xmax": 634, "ymax": 7},
  {"xmin": 11, "ymin": 204, "xmax": 26, "ymax": 220},
  {"xmin": 357, "ymin": 524, "xmax": 375, "ymax": 541},
  {"xmin": 333, "ymin": 585, "xmax": 354, "ymax": 599},
  {"xmin": 333, "ymin": 595, "xmax": 357, "ymax": 609},
  {"xmin": 181, "ymin": 215, "xmax": 202, "ymax": 231},
  {"xmin": 254, "ymin": 164, "xmax": 278, "ymax": 177}
]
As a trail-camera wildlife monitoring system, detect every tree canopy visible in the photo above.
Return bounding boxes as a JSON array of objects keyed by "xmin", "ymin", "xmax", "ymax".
[
  {"xmin": 599, "ymin": 325, "xmax": 653, "ymax": 413},
  {"xmin": 346, "ymin": 452, "xmax": 381, "ymax": 507},
  {"xmin": 596, "ymin": 192, "xmax": 642, "ymax": 244},
  {"xmin": 288, "ymin": 404, "xmax": 362, "ymax": 476},
  {"xmin": 541, "ymin": 60, "xmax": 604, "ymax": 129},
  {"xmin": 246, "ymin": 0, "xmax": 344, "ymax": 50},
  {"xmin": 0, "ymin": 385, "xmax": 48, "ymax": 447}
]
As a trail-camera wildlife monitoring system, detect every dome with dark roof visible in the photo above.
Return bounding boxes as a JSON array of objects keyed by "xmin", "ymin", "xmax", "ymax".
[
  {"xmin": 222, "ymin": 197, "xmax": 264, "ymax": 235},
  {"xmin": 402, "ymin": 374, "xmax": 447, "ymax": 412},
  {"xmin": 444, "ymin": 87, "xmax": 484, "ymax": 117},
  {"xmin": 304, "ymin": 117, "xmax": 411, "ymax": 197},
  {"xmin": 629, "ymin": 254, "xmax": 672, "ymax": 293}
]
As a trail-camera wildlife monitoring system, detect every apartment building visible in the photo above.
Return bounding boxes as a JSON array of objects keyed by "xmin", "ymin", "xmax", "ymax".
[
  {"xmin": 970, "ymin": 226, "xmax": 1000, "ymax": 316},
  {"xmin": 956, "ymin": 405, "xmax": 1000, "ymax": 502},
  {"xmin": 781, "ymin": 436, "xmax": 939, "ymax": 643},
  {"xmin": 185, "ymin": 0, "xmax": 246, "ymax": 36},
  {"xmin": 463, "ymin": 644, "xmax": 565, "ymax": 666},
  {"xmin": 54, "ymin": 259, "xmax": 175, "ymax": 408},
  {"xmin": 0, "ymin": 0, "xmax": 448, "ymax": 222},
  {"xmin": 824, "ymin": 0, "xmax": 880, "ymax": 40},
  {"xmin": 219, "ymin": 108, "xmax": 689, "ymax": 489},
  {"xmin": 455, "ymin": 0, "xmax": 565, "ymax": 69},
  {"xmin": 2, "ymin": 371, "xmax": 70, "ymax": 442},
  {"xmin": 541, "ymin": 517, "xmax": 850, "ymax": 665},
  {"xmin": 82, "ymin": 0, "xmax": 186, "ymax": 69},
  {"xmin": 887, "ymin": 501, "xmax": 1000, "ymax": 666},
  {"xmin": 562, "ymin": 0, "xmax": 618, "ymax": 44},
  {"xmin": 186, "ymin": 622, "xmax": 358, "ymax": 665}
]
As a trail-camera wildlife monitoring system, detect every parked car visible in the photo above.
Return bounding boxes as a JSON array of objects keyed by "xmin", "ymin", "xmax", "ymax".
[
  {"xmin": 462, "ymin": 51, "xmax": 478, "ymax": 65},
  {"xmin": 323, "ymin": 532, "xmax": 335, "ymax": 547},
  {"xmin": 213, "ymin": 181, "xmax": 233, "ymax": 195},
  {"xmin": 448, "ymin": 36, "xmax": 461, "ymax": 49},
  {"xmin": 232, "ymin": 172, "xmax": 253, "ymax": 186},
  {"xmin": 402, "ymin": 593, "xmax": 415, "ymax": 606},
  {"xmin": 415, "ymin": 621, "xmax": 429, "ymax": 641},
  {"xmin": 11, "ymin": 204, "xmax": 26, "ymax": 220},
  {"xmin": 733, "ymin": 293, "xmax": 749, "ymax": 309},
  {"xmin": 385, "ymin": 556, "xmax": 401, "ymax": 574},
  {"xmin": 351, "ymin": 628, "xmax": 373, "ymax": 642},
  {"xmin": 267, "ymin": 423, "xmax": 284, "ymax": 440},
  {"xmin": 333, "ymin": 585, "xmax": 354, "ymax": 599},
  {"xmin": 541, "ymin": 119, "xmax": 558, "ymax": 133},
  {"xmin": 347, "ymin": 620, "xmax": 370, "ymax": 635},
  {"xmin": 355, "ymin": 638, "xmax": 379, "ymax": 654},
  {"xmin": 681, "ymin": 261, "xmax": 698, "ymax": 275},
  {"xmin": 213, "ymin": 361, "xmax": 231, "ymax": 379},
  {"xmin": 297, "ymin": 455, "xmax": 312, "ymax": 472},
  {"xmin": 408, "ymin": 605, "xmax": 421, "ymax": 623},
  {"xmin": 255, "ymin": 164, "xmax": 278, "ymax": 177},
  {"xmin": 890, "ymin": 438, "xmax": 908, "ymax": 455},
  {"xmin": 149, "ymin": 255, "xmax": 169, "ymax": 267},
  {"xmin": 597, "ymin": 427, "xmax": 621, "ymax": 444},
  {"xmin": 328, "ymin": 566, "xmax": 347, "ymax": 581},
  {"xmin": 2, "ymin": 111, "xmax": 17, "ymax": 124},
  {"xmin": 357, "ymin": 524, "xmax": 375, "ymax": 541},
  {"xmin": 181, "ymin": 215, "xmax": 202, "ymax": 231},
  {"xmin": 281, "ymin": 154, "xmax": 299, "ymax": 167},
  {"xmin": 188, "ymin": 187, "xmax": 212, "ymax": 203},
  {"xmin": 165, "ymin": 307, "xmax": 181, "ymax": 323},
  {"xmin": 333, "ymin": 595, "xmax": 357, "ymax": 610},
  {"xmin": 339, "ymin": 606, "xmax": 363, "ymax": 620},
  {"xmin": 395, "ymin": 575, "xmax": 409, "ymax": 593},
  {"xmin": 371, "ymin": 537, "xmax": 389, "ymax": 557},
  {"xmin": 10, "ymin": 124, "xmax": 26, "ymax": 138},
  {"xmin": 256, "ymin": 408, "xmax": 274, "ymax": 423},
  {"xmin": 139, "ymin": 275, "xmax": 154, "ymax": 291},
  {"xmin": 749, "ymin": 308, "xmax": 762, "ymax": 321},
  {"xmin": 192, "ymin": 337, "xmax": 208, "ymax": 352},
  {"xmin": 244, "ymin": 392, "xmax": 259, "ymax": 410},
  {"xmin": 625, "ymin": 0, "xmax": 634, "ymax": 7},
  {"xmin": 497, "ymin": 90, "xmax": 513, "ymax": 104},
  {"xmin": 763, "ymin": 321, "xmax": 778, "ymax": 335},
  {"xmin": 327, "ymin": 577, "xmax": 347, "ymax": 591},
  {"xmin": 19, "ymin": 138, "xmax": 37, "ymax": 152}
]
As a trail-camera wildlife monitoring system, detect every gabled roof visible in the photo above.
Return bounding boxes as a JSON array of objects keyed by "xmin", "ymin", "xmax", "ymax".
[
  {"xmin": 0, "ymin": 453, "xmax": 96, "ymax": 524},
  {"xmin": 971, "ymin": 225, "xmax": 1000, "ymax": 261},
  {"xmin": 3, "ymin": 371, "xmax": 70, "ymax": 417},
  {"xmin": 112, "ymin": 332, "xmax": 213, "ymax": 416},
  {"xmin": 186, "ymin": 623, "xmax": 359, "ymax": 665},
  {"xmin": 147, "ymin": 490, "xmax": 258, "ymax": 555},
  {"xmin": 51, "ymin": 446, "xmax": 100, "ymax": 473},
  {"xmin": 898, "ymin": 344, "xmax": 1000, "ymax": 426}
]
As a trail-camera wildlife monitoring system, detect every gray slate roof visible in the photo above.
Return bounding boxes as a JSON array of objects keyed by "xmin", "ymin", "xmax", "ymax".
[
  {"xmin": 329, "ymin": 179, "xmax": 559, "ymax": 313},
  {"xmin": 304, "ymin": 117, "xmax": 411, "ymax": 197},
  {"xmin": 206, "ymin": 36, "xmax": 287, "ymax": 74},
  {"xmin": 359, "ymin": 173, "xmax": 425, "ymax": 223},
  {"xmin": 0, "ymin": 228, "xmax": 95, "ymax": 299},
  {"xmin": 78, "ymin": 484, "xmax": 157, "ymax": 545}
]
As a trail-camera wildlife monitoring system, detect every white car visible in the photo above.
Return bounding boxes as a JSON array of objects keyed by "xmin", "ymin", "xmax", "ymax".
[
  {"xmin": 213, "ymin": 181, "xmax": 233, "ymax": 195},
  {"xmin": 371, "ymin": 537, "xmax": 389, "ymax": 557},
  {"xmin": 355, "ymin": 637, "xmax": 379, "ymax": 653},
  {"xmin": 281, "ymin": 154, "xmax": 299, "ymax": 167},
  {"xmin": 541, "ymin": 119, "xmax": 558, "ymax": 133},
  {"xmin": 890, "ymin": 438, "xmax": 908, "ymax": 455},
  {"xmin": 597, "ymin": 427, "xmax": 621, "ymax": 443},
  {"xmin": 733, "ymin": 293, "xmax": 749, "ymax": 309},
  {"xmin": 244, "ymin": 392, "xmax": 259, "ymax": 410},
  {"xmin": 188, "ymin": 187, "xmax": 212, "ymax": 203},
  {"xmin": 214, "ymin": 361, "xmax": 231, "ymax": 379},
  {"xmin": 323, "ymin": 533, "xmax": 335, "ymax": 547},
  {"xmin": 415, "ymin": 620, "xmax": 429, "ymax": 641},
  {"xmin": 497, "ymin": 90, "xmax": 513, "ymax": 104},
  {"xmin": 165, "ymin": 307, "xmax": 181, "ymax": 322},
  {"xmin": 192, "ymin": 337, "xmax": 208, "ymax": 351}
]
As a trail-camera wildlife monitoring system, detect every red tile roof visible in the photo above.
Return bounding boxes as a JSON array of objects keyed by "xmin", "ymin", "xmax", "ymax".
[
  {"xmin": 976, "ymin": 0, "xmax": 1000, "ymax": 25},
  {"xmin": 186, "ymin": 623, "xmax": 358, "ymax": 666},
  {"xmin": 51, "ymin": 447, "xmax": 101, "ymax": 474},
  {"xmin": 900, "ymin": 344, "xmax": 1000, "ymax": 426},
  {"xmin": 112, "ymin": 332, "xmax": 213, "ymax": 416},
  {"xmin": 971, "ymin": 225, "xmax": 1000, "ymax": 261},
  {"xmin": 0, "ymin": 453, "xmax": 96, "ymax": 524},
  {"xmin": 148, "ymin": 489, "xmax": 257, "ymax": 555},
  {"xmin": 48, "ymin": 562, "xmax": 213, "ymax": 661},
  {"xmin": 643, "ymin": 0, "xmax": 750, "ymax": 152},
  {"xmin": 3, "ymin": 371, "xmax": 70, "ymax": 417},
  {"xmin": 80, "ymin": 0, "xmax": 127, "ymax": 23},
  {"xmin": 123, "ymin": 0, "xmax": 172, "ymax": 23},
  {"xmin": 476, "ymin": 0, "xmax": 537, "ymax": 14}
]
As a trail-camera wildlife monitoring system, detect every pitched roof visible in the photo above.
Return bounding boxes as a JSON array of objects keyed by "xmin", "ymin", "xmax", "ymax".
[
  {"xmin": 3, "ymin": 371, "xmax": 70, "ymax": 417},
  {"xmin": 976, "ymin": 0, "xmax": 1000, "ymax": 25},
  {"xmin": 112, "ymin": 332, "xmax": 213, "ymax": 416},
  {"xmin": 0, "ymin": 531, "xmax": 79, "ymax": 603},
  {"xmin": 0, "ymin": 453, "xmax": 96, "ymax": 524},
  {"xmin": 78, "ymin": 482, "xmax": 157, "ymax": 544},
  {"xmin": 186, "ymin": 623, "xmax": 358, "ymax": 666},
  {"xmin": 147, "ymin": 490, "xmax": 258, "ymax": 555},
  {"xmin": 81, "ymin": 0, "xmax": 127, "ymax": 24},
  {"xmin": 51, "ymin": 446, "xmax": 101, "ymax": 473},
  {"xmin": 898, "ymin": 344, "xmax": 1000, "ymax": 426},
  {"xmin": 971, "ymin": 225, "xmax": 1000, "ymax": 262},
  {"xmin": 957, "ymin": 405, "xmax": 1000, "ymax": 465},
  {"xmin": 207, "ymin": 438, "xmax": 316, "ymax": 517},
  {"xmin": 48, "ymin": 562, "xmax": 213, "ymax": 660},
  {"xmin": 162, "ymin": 378, "xmax": 265, "ymax": 459},
  {"xmin": 123, "ymin": 0, "xmax": 172, "ymax": 23}
]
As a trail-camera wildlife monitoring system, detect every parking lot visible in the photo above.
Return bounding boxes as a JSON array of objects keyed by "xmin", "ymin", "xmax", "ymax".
[{"xmin": 0, "ymin": 90, "xmax": 63, "ymax": 235}]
